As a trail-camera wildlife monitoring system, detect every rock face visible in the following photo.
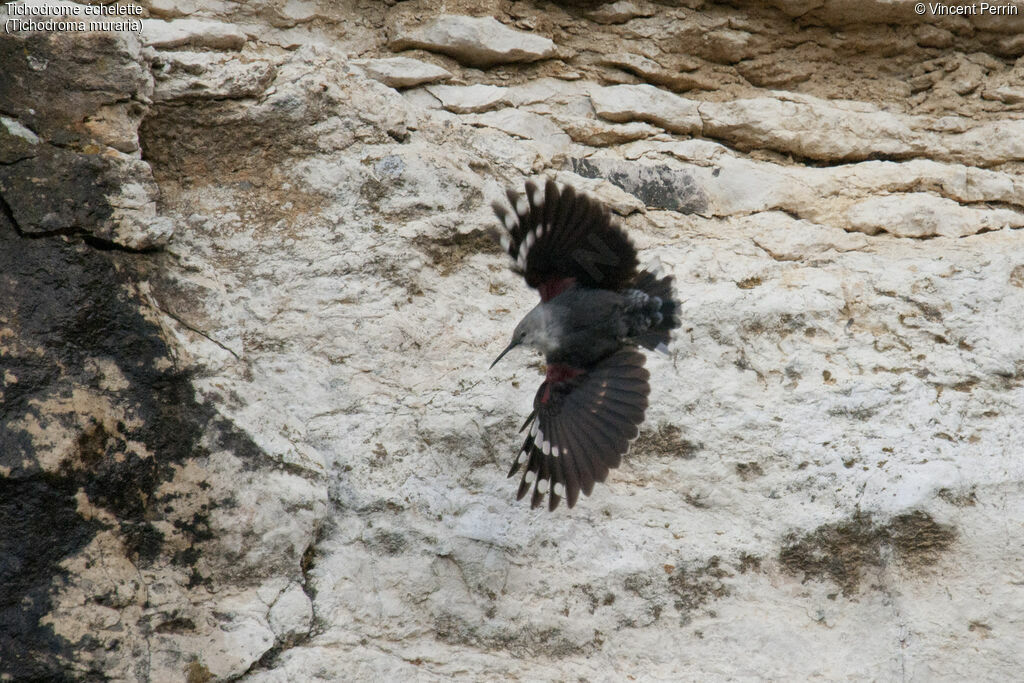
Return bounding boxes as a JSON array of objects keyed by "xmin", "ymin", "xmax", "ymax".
[
  {"xmin": 0, "ymin": 24, "xmax": 172, "ymax": 250},
  {"xmin": 353, "ymin": 56, "xmax": 452, "ymax": 89},
  {"xmin": 389, "ymin": 14, "xmax": 557, "ymax": 67},
  {"xmin": 2, "ymin": 1, "xmax": 1024, "ymax": 681}
]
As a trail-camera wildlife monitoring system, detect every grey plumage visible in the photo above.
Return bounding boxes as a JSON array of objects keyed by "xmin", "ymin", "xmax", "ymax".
[{"xmin": 489, "ymin": 178, "xmax": 681, "ymax": 510}]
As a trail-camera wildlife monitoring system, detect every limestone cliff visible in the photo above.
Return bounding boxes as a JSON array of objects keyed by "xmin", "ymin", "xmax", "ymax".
[{"xmin": 2, "ymin": 0, "xmax": 1023, "ymax": 680}]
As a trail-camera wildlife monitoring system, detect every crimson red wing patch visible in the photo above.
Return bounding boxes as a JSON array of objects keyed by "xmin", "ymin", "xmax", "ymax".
[
  {"xmin": 506, "ymin": 350, "xmax": 650, "ymax": 510},
  {"xmin": 493, "ymin": 178, "xmax": 639, "ymax": 301}
]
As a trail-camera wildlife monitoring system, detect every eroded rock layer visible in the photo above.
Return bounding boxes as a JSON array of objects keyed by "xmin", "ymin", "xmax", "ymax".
[{"xmin": 2, "ymin": 0, "xmax": 1023, "ymax": 680}]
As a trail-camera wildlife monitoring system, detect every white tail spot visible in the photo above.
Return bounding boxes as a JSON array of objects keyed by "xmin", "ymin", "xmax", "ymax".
[{"xmin": 644, "ymin": 256, "xmax": 664, "ymax": 278}]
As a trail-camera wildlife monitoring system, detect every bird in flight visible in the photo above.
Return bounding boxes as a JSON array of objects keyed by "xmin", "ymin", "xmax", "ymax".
[{"xmin": 490, "ymin": 178, "xmax": 680, "ymax": 510}]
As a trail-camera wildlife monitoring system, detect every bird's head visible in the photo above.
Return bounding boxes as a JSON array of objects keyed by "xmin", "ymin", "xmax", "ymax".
[{"xmin": 490, "ymin": 306, "xmax": 549, "ymax": 368}]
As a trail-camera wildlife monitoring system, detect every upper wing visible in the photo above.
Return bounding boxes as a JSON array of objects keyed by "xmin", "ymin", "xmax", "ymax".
[
  {"xmin": 493, "ymin": 178, "xmax": 639, "ymax": 301},
  {"xmin": 507, "ymin": 349, "xmax": 650, "ymax": 510}
]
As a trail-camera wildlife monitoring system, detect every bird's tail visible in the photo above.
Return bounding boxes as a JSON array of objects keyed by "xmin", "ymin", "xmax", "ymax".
[{"xmin": 627, "ymin": 264, "xmax": 681, "ymax": 352}]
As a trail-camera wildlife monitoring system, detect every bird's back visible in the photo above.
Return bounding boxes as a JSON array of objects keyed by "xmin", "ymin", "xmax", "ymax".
[{"xmin": 543, "ymin": 286, "xmax": 626, "ymax": 367}]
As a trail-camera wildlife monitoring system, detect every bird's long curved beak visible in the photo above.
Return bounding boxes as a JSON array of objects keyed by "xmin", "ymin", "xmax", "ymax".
[{"xmin": 490, "ymin": 340, "xmax": 518, "ymax": 369}]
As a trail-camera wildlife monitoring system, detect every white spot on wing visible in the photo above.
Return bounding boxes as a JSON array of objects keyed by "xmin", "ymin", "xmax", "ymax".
[
  {"xmin": 499, "ymin": 234, "xmax": 510, "ymax": 251},
  {"xmin": 541, "ymin": 440, "xmax": 551, "ymax": 455},
  {"xmin": 528, "ymin": 183, "xmax": 542, "ymax": 206},
  {"xmin": 524, "ymin": 470, "xmax": 536, "ymax": 484},
  {"xmin": 552, "ymin": 445, "xmax": 560, "ymax": 458},
  {"xmin": 515, "ymin": 196, "xmax": 528, "ymax": 217},
  {"xmin": 537, "ymin": 479, "xmax": 549, "ymax": 494},
  {"xmin": 553, "ymin": 482, "xmax": 565, "ymax": 497},
  {"xmin": 503, "ymin": 213, "xmax": 517, "ymax": 231},
  {"xmin": 530, "ymin": 422, "xmax": 539, "ymax": 438},
  {"xmin": 517, "ymin": 450, "xmax": 528, "ymax": 465},
  {"xmin": 655, "ymin": 342, "xmax": 669, "ymax": 355},
  {"xmin": 517, "ymin": 240, "xmax": 529, "ymax": 265}
]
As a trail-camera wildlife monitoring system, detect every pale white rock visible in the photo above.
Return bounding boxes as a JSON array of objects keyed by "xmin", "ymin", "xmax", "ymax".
[
  {"xmin": 942, "ymin": 119, "xmax": 1024, "ymax": 165},
  {"xmin": 268, "ymin": 583, "xmax": 314, "ymax": 643},
  {"xmin": 151, "ymin": 51, "xmax": 277, "ymax": 101},
  {"xmin": 107, "ymin": 180, "xmax": 176, "ymax": 249},
  {"xmin": 389, "ymin": 15, "xmax": 556, "ymax": 67},
  {"xmin": 1, "ymin": 115, "xmax": 39, "ymax": 144},
  {"xmin": 982, "ymin": 85, "xmax": 1024, "ymax": 104},
  {"xmin": 553, "ymin": 113, "xmax": 660, "ymax": 146},
  {"xmin": 805, "ymin": 158, "xmax": 1024, "ymax": 210},
  {"xmin": 141, "ymin": 0, "xmax": 198, "ymax": 18},
  {"xmin": 845, "ymin": 193, "xmax": 1024, "ymax": 238},
  {"xmin": 275, "ymin": 0, "xmax": 319, "ymax": 27},
  {"xmin": 400, "ymin": 86, "xmax": 446, "ymax": 118},
  {"xmin": 585, "ymin": 0, "xmax": 656, "ymax": 24},
  {"xmin": 695, "ymin": 92, "xmax": 1024, "ymax": 166},
  {"xmin": 648, "ymin": 138, "xmax": 736, "ymax": 163},
  {"xmin": 600, "ymin": 53, "xmax": 716, "ymax": 91},
  {"xmin": 462, "ymin": 109, "xmax": 572, "ymax": 152},
  {"xmin": 591, "ymin": 84, "xmax": 703, "ymax": 134},
  {"xmin": 141, "ymin": 18, "xmax": 248, "ymax": 50},
  {"xmin": 353, "ymin": 56, "xmax": 452, "ymax": 89},
  {"xmin": 506, "ymin": 77, "xmax": 592, "ymax": 107},
  {"xmin": 598, "ymin": 142, "xmax": 1024, "ymax": 227},
  {"xmin": 748, "ymin": 211, "xmax": 871, "ymax": 260},
  {"xmin": 424, "ymin": 83, "xmax": 510, "ymax": 114},
  {"xmin": 699, "ymin": 93, "xmax": 924, "ymax": 161}
]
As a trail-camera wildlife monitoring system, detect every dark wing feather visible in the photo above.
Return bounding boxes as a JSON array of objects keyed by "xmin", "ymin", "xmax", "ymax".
[
  {"xmin": 493, "ymin": 178, "xmax": 640, "ymax": 301},
  {"xmin": 507, "ymin": 349, "xmax": 650, "ymax": 510}
]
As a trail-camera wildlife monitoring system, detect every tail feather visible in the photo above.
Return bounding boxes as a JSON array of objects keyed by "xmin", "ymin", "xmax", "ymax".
[{"xmin": 629, "ymin": 269, "xmax": 680, "ymax": 351}]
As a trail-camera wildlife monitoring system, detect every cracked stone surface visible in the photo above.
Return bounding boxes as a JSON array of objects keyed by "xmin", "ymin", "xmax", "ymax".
[
  {"xmin": 388, "ymin": 14, "xmax": 557, "ymax": 67},
  {"xmin": 0, "ymin": 19, "xmax": 173, "ymax": 250},
  {"xmin": 2, "ymin": 0, "xmax": 1023, "ymax": 680}
]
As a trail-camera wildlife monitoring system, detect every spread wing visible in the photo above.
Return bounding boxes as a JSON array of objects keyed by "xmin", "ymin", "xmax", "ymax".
[
  {"xmin": 507, "ymin": 349, "xmax": 650, "ymax": 510},
  {"xmin": 493, "ymin": 178, "xmax": 639, "ymax": 301}
]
